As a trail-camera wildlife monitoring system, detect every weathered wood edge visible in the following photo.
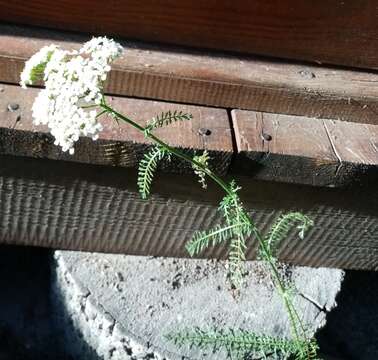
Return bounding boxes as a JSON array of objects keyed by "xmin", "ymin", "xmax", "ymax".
[
  {"xmin": 1, "ymin": 24, "xmax": 378, "ymax": 124},
  {"xmin": 231, "ymin": 110, "xmax": 378, "ymax": 187},
  {"xmin": 0, "ymin": 154, "xmax": 377, "ymax": 270}
]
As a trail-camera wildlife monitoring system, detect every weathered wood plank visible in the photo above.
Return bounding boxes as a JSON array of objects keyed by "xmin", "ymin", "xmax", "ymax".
[
  {"xmin": 0, "ymin": 1, "xmax": 377, "ymax": 69},
  {"xmin": 0, "ymin": 84, "xmax": 233, "ymax": 175},
  {"xmin": 1, "ymin": 83, "xmax": 377, "ymax": 187},
  {"xmin": 1, "ymin": 24, "xmax": 378, "ymax": 124},
  {"xmin": 324, "ymin": 121, "xmax": 378, "ymax": 166},
  {"xmin": 0, "ymin": 155, "xmax": 377, "ymax": 270},
  {"xmin": 231, "ymin": 110, "xmax": 378, "ymax": 186}
]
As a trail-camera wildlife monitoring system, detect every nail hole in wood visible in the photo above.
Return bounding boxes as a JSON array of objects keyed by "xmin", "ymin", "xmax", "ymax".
[
  {"xmin": 7, "ymin": 103, "xmax": 20, "ymax": 112},
  {"xmin": 298, "ymin": 70, "xmax": 316, "ymax": 79},
  {"xmin": 198, "ymin": 128, "xmax": 212, "ymax": 136},
  {"xmin": 262, "ymin": 133, "xmax": 272, "ymax": 141}
]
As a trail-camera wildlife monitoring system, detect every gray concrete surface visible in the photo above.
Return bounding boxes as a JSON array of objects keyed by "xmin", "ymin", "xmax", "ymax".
[
  {"xmin": 51, "ymin": 250, "xmax": 344, "ymax": 359},
  {"xmin": 0, "ymin": 245, "xmax": 377, "ymax": 359}
]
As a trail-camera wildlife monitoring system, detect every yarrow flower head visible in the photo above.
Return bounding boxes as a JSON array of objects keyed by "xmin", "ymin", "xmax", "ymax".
[{"xmin": 20, "ymin": 37, "xmax": 123, "ymax": 154}]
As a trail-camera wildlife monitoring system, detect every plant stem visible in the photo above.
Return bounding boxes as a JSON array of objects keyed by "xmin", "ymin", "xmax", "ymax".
[
  {"xmin": 100, "ymin": 103, "xmax": 232, "ymax": 195},
  {"xmin": 100, "ymin": 101, "xmax": 312, "ymax": 357}
]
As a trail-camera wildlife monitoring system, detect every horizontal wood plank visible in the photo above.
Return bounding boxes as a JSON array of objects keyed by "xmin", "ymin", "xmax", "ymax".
[
  {"xmin": 231, "ymin": 110, "xmax": 378, "ymax": 186},
  {"xmin": 1, "ymin": 24, "xmax": 378, "ymax": 124},
  {"xmin": 2, "ymin": 83, "xmax": 378, "ymax": 187},
  {"xmin": 0, "ymin": 155, "xmax": 377, "ymax": 270},
  {"xmin": 0, "ymin": 84, "xmax": 233, "ymax": 175},
  {"xmin": 0, "ymin": 1, "xmax": 377, "ymax": 69}
]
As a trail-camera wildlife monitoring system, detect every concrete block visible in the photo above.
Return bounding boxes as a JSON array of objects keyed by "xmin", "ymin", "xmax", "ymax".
[{"xmin": 51, "ymin": 251, "xmax": 344, "ymax": 359}]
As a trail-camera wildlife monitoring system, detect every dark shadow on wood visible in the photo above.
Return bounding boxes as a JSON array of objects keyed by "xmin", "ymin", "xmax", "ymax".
[{"xmin": 0, "ymin": 154, "xmax": 377, "ymax": 270}]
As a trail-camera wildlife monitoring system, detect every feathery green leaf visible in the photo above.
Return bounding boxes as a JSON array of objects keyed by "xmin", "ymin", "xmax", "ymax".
[
  {"xmin": 186, "ymin": 222, "xmax": 251, "ymax": 257},
  {"xmin": 261, "ymin": 212, "xmax": 314, "ymax": 259},
  {"xmin": 144, "ymin": 110, "xmax": 192, "ymax": 136},
  {"xmin": 137, "ymin": 146, "xmax": 168, "ymax": 199},
  {"xmin": 186, "ymin": 181, "xmax": 253, "ymax": 287},
  {"xmin": 192, "ymin": 150, "xmax": 210, "ymax": 189},
  {"xmin": 219, "ymin": 180, "xmax": 242, "ymax": 223},
  {"xmin": 166, "ymin": 328, "xmax": 319, "ymax": 360},
  {"xmin": 218, "ymin": 181, "xmax": 254, "ymax": 287}
]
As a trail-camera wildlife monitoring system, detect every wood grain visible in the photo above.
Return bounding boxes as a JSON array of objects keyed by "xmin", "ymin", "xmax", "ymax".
[
  {"xmin": 0, "ymin": 155, "xmax": 377, "ymax": 270},
  {"xmin": 1, "ymin": 24, "xmax": 378, "ymax": 124},
  {"xmin": 0, "ymin": 1, "xmax": 377, "ymax": 69},
  {"xmin": 231, "ymin": 110, "xmax": 378, "ymax": 186},
  {"xmin": 0, "ymin": 84, "xmax": 233, "ymax": 175},
  {"xmin": 2, "ymin": 82, "xmax": 378, "ymax": 187}
]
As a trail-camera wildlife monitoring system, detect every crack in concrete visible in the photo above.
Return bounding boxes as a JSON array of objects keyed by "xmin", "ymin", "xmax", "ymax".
[{"xmin": 299, "ymin": 292, "xmax": 327, "ymax": 313}]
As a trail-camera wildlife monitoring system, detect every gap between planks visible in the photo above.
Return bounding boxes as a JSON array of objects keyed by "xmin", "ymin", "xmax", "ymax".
[{"xmin": 0, "ymin": 24, "xmax": 378, "ymax": 124}]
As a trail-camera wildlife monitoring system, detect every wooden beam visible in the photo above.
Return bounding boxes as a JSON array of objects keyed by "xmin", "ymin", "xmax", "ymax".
[
  {"xmin": 1, "ymin": 24, "xmax": 378, "ymax": 124},
  {"xmin": 0, "ymin": 1, "xmax": 377, "ymax": 69},
  {"xmin": 1, "ymin": 83, "xmax": 378, "ymax": 186},
  {"xmin": 0, "ymin": 154, "xmax": 377, "ymax": 270},
  {"xmin": 0, "ymin": 84, "xmax": 233, "ymax": 175},
  {"xmin": 231, "ymin": 110, "xmax": 378, "ymax": 187}
]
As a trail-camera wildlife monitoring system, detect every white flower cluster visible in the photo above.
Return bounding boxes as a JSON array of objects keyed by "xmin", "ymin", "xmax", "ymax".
[{"xmin": 20, "ymin": 37, "xmax": 123, "ymax": 154}]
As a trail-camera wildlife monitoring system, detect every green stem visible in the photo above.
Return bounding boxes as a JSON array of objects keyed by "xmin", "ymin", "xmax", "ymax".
[
  {"xmin": 100, "ymin": 101, "xmax": 312, "ymax": 357},
  {"xmin": 80, "ymin": 104, "xmax": 97, "ymax": 109},
  {"xmin": 101, "ymin": 103, "xmax": 232, "ymax": 196}
]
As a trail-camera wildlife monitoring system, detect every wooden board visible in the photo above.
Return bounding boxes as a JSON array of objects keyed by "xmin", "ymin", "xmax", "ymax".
[
  {"xmin": 231, "ymin": 110, "xmax": 378, "ymax": 186},
  {"xmin": 0, "ymin": 154, "xmax": 377, "ymax": 270},
  {"xmin": 1, "ymin": 83, "xmax": 378, "ymax": 187},
  {"xmin": 0, "ymin": 84, "xmax": 233, "ymax": 175},
  {"xmin": 0, "ymin": 1, "xmax": 377, "ymax": 69},
  {"xmin": 1, "ymin": 24, "xmax": 378, "ymax": 124}
]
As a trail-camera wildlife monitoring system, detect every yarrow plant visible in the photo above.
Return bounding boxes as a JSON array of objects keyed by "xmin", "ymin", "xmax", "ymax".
[{"xmin": 21, "ymin": 38, "xmax": 320, "ymax": 360}]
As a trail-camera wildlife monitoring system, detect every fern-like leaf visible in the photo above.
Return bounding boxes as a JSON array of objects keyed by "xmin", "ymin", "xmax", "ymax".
[
  {"xmin": 261, "ymin": 212, "xmax": 314, "ymax": 259},
  {"xmin": 186, "ymin": 222, "xmax": 251, "ymax": 257},
  {"xmin": 219, "ymin": 180, "xmax": 242, "ymax": 223},
  {"xmin": 137, "ymin": 146, "xmax": 168, "ymax": 199},
  {"xmin": 144, "ymin": 110, "xmax": 192, "ymax": 135},
  {"xmin": 294, "ymin": 339, "xmax": 320, "ymax": 360},
  {"xmin": 186, "ymin": 182, "xmax": 253, "ymax": 287},
  {"xmin": 192, "ymin": 150, "xmax": 210, "ymax": 189},
  {"xmin": 166, "ymin": 328, "xmax": 319, "ymax": 360},
  {"xmin": 218, "ymin": 181, "xmax": 254, "ymax": 288},
  {"xmin": 228, "ymin": 233, "xmax": 248, "ymax": 288}
]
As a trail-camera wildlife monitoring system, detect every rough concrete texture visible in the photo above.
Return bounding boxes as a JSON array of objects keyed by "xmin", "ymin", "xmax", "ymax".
[{"xmin": 51, "ymin": 251, "xmax": 344, "ymax": 360}]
